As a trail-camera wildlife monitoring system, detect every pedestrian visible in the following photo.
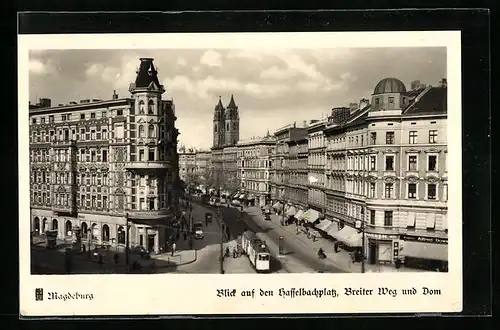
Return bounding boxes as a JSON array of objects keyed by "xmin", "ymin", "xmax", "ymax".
[
  {"xmin": 172, "ymin": 242, "xmax": 176, "ymax": 256},
  {"xmin": 159, "ymin": 246, "xmax": 164, "ymax": 254},
  {"xmin": 296, "ymin": 226, "xmax": 300, "ymax": 235}
]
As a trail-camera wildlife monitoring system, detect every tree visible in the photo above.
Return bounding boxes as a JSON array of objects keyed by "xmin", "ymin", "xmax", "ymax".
[
  {"xmin": 221, "ymin": 170, "xmax": 240, "ymax": 194},
  {"xmin": 200, "ymin": 168, "xmax": 215, "ymax": 190},
  {"xmin": 184, "ymin": 172, "xmax": 202, "ymax": 189}
]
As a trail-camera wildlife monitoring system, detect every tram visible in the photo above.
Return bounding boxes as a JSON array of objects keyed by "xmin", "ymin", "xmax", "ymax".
[{"xmin": 240, "ymin": 231, "xmax": 271, "ymax": 273}]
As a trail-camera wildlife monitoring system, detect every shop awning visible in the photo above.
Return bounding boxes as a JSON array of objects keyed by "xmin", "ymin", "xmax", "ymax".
[
  {"xmin": 325, "ymin": 222, "xmax": 339, "ymax": 237},
  {"xmin": 334, "ymin": 226, "xmax": 362, "ymax": 247},
  {"xmin": 294, "ymin": 209, "xmax": 304, "ymax": 220},
  {"xmin": 315, "ymin": 219, "xmax": 332, "ymax": 232},
  {"xmin": 302, "ymin": 209, "xmax": 320, "ymax": 223},
  {"xmin": 286, "ymin": 206, "xmax": 297, "ymax": 217},
  {"xmin": 272, "ymin": 201, "xmax": 283, "ymax": 209},
  {"xmin": 400, "ymin": 241, "xmax": 448, "ymax": 261}
]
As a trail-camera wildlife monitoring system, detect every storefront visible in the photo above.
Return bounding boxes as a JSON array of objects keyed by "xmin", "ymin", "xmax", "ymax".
[
  {"xmin": 366, "ymin": 233, "xmax": 400, "ymax": 265},
  {"xmin": 399, "ymin": 234, "xmax": 448, "ymax": 271},
  {"xmin": 331, "ymin": 225, "xmax": 362, "ymax": 251}
]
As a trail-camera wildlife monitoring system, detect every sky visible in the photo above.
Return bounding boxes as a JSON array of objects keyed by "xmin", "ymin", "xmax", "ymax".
[{"xmin": 29, "ymin": 47, "xmax": 446, "ymax": 150}]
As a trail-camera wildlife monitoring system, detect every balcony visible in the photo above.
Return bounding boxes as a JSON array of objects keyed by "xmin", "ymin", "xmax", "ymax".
[
  {"xmin": 126, "ymin": 209, "xmax": 171, "ymax": 220},
  {"xmin": 52, "ymin": 204, "xmax": 76, "ymax": 215},
  {"xmin": 51, "ymin": 139, "xmax": 77, "ymax": 147},
  {"xmin": 125, "ymin": 161, "xmax": 172, "ymax": 170}
]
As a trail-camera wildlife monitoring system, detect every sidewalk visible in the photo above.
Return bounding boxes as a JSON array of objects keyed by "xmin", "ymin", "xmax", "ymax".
[
  {"xmin": 245, "ymin": 206, "xmax": 422, "ymax": 273},
  {"xmin": 32, "ymin": 234, "xmax": 197, "ymax": 273}
]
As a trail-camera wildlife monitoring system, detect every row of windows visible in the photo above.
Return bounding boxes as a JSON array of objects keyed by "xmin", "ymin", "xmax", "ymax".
[
  {"xmin": 242, "ymin": 181, "xmax": 269, "ymax": 192},
  {"xmin": 370, "ymin": 130, "xmax": 439, "ymax": 145},
  {"xmin": 240, "ymin": 159, "xmax": 272, "ymax": 168},
  {"xmin": 241, "ymin": 170, "xmax": 270, "ymax": 180},
  {"xmin": 31, "ymin": 110, "xmax": 112, "ymax": 125},
  {"xmin": 344, "ymin": 154, "xmax": 440, "ymax": 172}
]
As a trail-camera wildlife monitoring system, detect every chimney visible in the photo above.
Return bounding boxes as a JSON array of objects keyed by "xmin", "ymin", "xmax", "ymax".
[
  {"xmin": 113, "ymin": 90, "xmax": 118, "ymax": 100},
  {"xmin": 439, "ymin": 78, "xmax": 447, "ymax": 88},
  {"xmin": 39, "ymin": 98, "xmax": 51, "ymax": 108},
  {"xmin": 349, "ymin": 102, "xmax": 358, "ymax": 115}
]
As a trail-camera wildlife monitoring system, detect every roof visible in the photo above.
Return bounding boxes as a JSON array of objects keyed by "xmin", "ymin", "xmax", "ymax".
[
  {"xmin": 403, "ymin": 87, "xmax": 447, "ymax": 116},
  {"xmin": 373, "ymin": 77, "xmax": 407, "ymax": 95},
  {"xmin": 134, "ymin": 58, "xmax": 162, "ymax": 89},
  {"xmin": 227, "ymin": 94, "xmax": 237, "ymax": 109}
]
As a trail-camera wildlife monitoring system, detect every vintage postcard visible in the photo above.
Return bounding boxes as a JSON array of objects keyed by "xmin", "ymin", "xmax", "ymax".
[{"xmin": 19, "ymin": 31, "xmax": 462, "ymax": 316}]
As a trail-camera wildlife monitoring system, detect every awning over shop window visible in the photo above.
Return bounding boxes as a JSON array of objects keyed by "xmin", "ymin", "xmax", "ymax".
[
  {"xmin": 272, "ymin": 201, "xmax": 283, "ymax": 210},
  {"xmin": 325, "ymin": 222, "xmax": 339, "ymax": 237},
  {"xmin": 286, "ymin": 206, "xmax": 297, "ymax": 217},
  {"xmin": 400, "ymin": 241, "xmax": 448, "ymax": 261},
  {"xmin": 294, "ymin": 209, "xmax": 304, "ymax": 220},
  {"xmin": 333, "ymin": 225, "xmax": 362, "ymax": 247},
  {"xmin": 302, "ymin": 209, "xmax": 320, "ymax": 223},
  {"xmin": 315, "ymin": 219, "xmax": 332, "ymax": 232}
]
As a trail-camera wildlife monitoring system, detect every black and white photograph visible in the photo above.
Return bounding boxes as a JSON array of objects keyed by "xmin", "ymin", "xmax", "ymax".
[{"xmin": 19, "ymin": 31, "xmax": 463, "ymax": 315}]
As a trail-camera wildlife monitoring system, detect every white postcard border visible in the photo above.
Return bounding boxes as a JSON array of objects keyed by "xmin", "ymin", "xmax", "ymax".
[{"xmin": 19, "ymin": 31, "xmax": 462, "ymax": 316}]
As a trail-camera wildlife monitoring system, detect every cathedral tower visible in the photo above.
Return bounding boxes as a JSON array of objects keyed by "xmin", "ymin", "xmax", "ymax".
[
  {"xmin": 224, "ymin": 94, "xmax": 240, "ymax": 146},
  {"xmin": 213, "ymin": 96, "xmax": 225, "ymax": 148}
]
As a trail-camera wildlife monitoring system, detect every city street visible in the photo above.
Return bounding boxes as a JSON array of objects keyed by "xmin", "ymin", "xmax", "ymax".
[{"xmin": 193, "ymin": 198, "xmax": 345, "ymax": 273}]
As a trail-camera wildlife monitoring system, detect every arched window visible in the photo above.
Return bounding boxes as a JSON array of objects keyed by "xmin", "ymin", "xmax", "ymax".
[
  {"xmin": 139, "ymin": 101, "xmax": 145, "ymax": 114},
  {"xmin": 81, "ymin": 222, "xmax": 88, "ymax": 238},
  {"xmin": 102, "ymin": 224, "xmax": 110, "ymax": 242},
  {"xmin": 52, "ymin": 219, "xmax": 58, "ymax": 231},
  {"xmin": 65, "ymin": 220, "xmax": 72, "ymax": 236},
  {"xmin": 214, "ymin": 125, "xmax": 217, "ymax": 133},
  {"xmin": 139, "ymin": 125, "xmax": 145, "ymax": 138},
  {"xmin": 148, "ymin": 124, "xmax": 155, "ymax": 138},
  {"xmin": 148, "ymin": 100, "xmax": 155, "ymax": 114},
  {"xmin": 117, "ymin": 226, "xmax": 125, "ymax": 244}
]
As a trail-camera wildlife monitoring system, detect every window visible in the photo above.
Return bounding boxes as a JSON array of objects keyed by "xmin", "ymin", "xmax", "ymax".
[
  {"xmin": 429, "ymin": 130, "xmax": 438, "ymax": 143},
  {"xmin": 61, "ymin": 114, "xmax": 67, "ymax": 121},
  {"xmin": 428, "ymin": 155, "xmax": 437, "ymax": 171},
  {"xmin": 408, "ymin": 155, "xmax": 418, "ymax": 171},
  {"xmin": 148, "ymin": 124, "xmax": 155, "ymax": 137},
  {"xmin": 369, "ymin": 182, "xmax": 376, "ymax": 198},
  {"xmin": 91, "ymin": 129, "xmax": 96, "ymax": 140},
  {"xmin": 32, "ymin": 118, "xmax": 37, "ymax": 124},
  {"xmin": 214, "ymin": 125, "xmax": 217, "ymax": 133},
  {"xmin": 102, "ymin": 129, "xmax": 107, "ymax": 139},
  {"xmin": 139, "ymin": 149, "xmax": 145, "ymax": 161},
  {"xmin": 91, "ymin": 150, "xmax": 96, "ymax": 162},
  {"xmin": 370, "ymin": 132, "xmax": 376, "ymax": 145},
  {"xmin": 91, "ymin": 113, "xmax": 96, "ymax": 119},
  {"xmin": 427, "ymin": 184, "xmax": 437, "ymax": 200},
  {"xmin": 406, "ymin": 212, "xmax": 416, "ymax": 228},
  {"xmin": 426, "ymin": 213, "xmax": 436, "ymax": 229},
  {"xmin": 67, "ymin": 114, "xmax": 72, "ymax": 121},
  {"xmin": 49, "ymin": 115, "xmax": 54, "ymax": 123},
  {"xmin": 385, "ymin": 155, "xmax": 394, "ymax": 171},
  {"xmin": 102, "ymin": 111, "xmax": 107, "ymax": 118},
  {"xmin": 102, "ymin": 150, "xmax": 108, "ymax": 162},
  {"xmin": 369, "ymin": 155, "xmax": 376, "ymax": 171},
  {"xmin": 148, "ymin": 198, "xmax": 155, "ymax": 210},
  {"xmin": 388, "ymin": 96, "xmax": 395, "ymax": 109},
  {"xmin": 408, "ymin": 183, "xmax": 417, "ymax": 199},
  {"xmin": 384, "ymin": 211, "xmax": 393, "ymax": 226},
  {"xmin": 148, "ymin": 100, "xmax": 155, "ymax": 114},
  {"xmin": 117, "ymin": 109, "xmax": 123, "ymax": 116},
  {"xmin": 386, "ymin": 132, "xmax": 395, "ymax": 144},
  {"xmin": 80, "ymin": 113, "xmax": 85, "ymax": 120},
  {"xmin": 370, "ymin": 210, "xmax": 375, "ymax": 225},
  {"xmin": 384, "ymin": 183, "xmax": 394, "ymax": 198},
  {"xmin": 148, "ymin": 150, "xmax": 155, "ymax": 161},
  {"xmin": 139, "ymin": 101, "xmax": 145, "ymax": 114},
  {"xmin": 409, "ymin": 131, "xmax": 418, "ymax": 144},
  {"xmin": 115, "ymin": 125, "xmax": 124, "ymax": 139},
  {"xmin": 139, "ymin": 125, "xmax": 145, "ymax": 138},
  {"xmin": 375, "ymin": 98, "xmax": 380, "ymax": 109}
]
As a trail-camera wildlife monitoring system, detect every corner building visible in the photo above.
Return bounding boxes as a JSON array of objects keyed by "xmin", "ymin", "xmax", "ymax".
[
  {"xmin": 323, "ymin": 77, "xmax": 448, "ymax": 269},
  {"xmin": 29, "ymin": 58, "xmax": 181, "ymax": 254}
]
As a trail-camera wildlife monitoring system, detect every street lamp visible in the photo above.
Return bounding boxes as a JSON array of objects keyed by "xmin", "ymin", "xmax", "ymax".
[
  {"xmin": 125, "ymin": 212, "xmax": 130, "ymax": 269},
  {"xmin": 355, "ymin": 219, "xmax": 365, "ymax": 273}
]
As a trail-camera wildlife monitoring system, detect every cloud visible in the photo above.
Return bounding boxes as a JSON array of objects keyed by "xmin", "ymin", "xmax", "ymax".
[
  {"xmin": 260, "ymin": 66, "xmax": 297, "ymax": 80},
  {"xmin": 200, "ymin": 50, "xmax": 222, "ymax": 67},
  {"xmin": 29, "ymin": 59, "xmax": 51, "ymax": 75}
]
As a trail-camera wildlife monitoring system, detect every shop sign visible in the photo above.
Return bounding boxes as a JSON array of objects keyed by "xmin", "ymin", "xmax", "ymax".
[
  {"xmin": 393, "ymin": 241, "xmax": 399, "ymax": 260},
  {"xmin": 367, "ymin": 233, "xmax": 399, "ymax": 240},
  {"xmin": 400, "ymin": 234, "xmax": 448, "ymax": 244}
]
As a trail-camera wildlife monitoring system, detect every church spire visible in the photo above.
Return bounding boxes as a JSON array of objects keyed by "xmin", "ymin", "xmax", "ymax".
[{"xmin": 227, "ymin": 94, "xmax": 237, "ymax": 109}]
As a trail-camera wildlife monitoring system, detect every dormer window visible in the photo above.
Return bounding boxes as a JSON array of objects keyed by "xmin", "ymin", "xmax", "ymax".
[
  {"xmin": 388, "ymin": 97, "xmax": 395, "ymax": 109},
  {"xmin": 139, "ymin": 101, "xmax": 145, "ymax": 114}
]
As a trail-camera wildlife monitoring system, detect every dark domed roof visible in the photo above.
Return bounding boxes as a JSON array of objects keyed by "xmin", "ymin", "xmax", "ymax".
[{"xmin": 373, "ymin": 78, "xmax": 407, "ymax": 95}]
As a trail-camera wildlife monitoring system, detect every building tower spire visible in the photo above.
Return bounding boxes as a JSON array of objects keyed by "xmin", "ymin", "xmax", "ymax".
[
  {"xmin": 225, "ymin": 94, "xmax": 240, "ymax": 147},
  {"xmin": 213, "ymin": 96, "xmax": 226, "ymax": 148}
]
